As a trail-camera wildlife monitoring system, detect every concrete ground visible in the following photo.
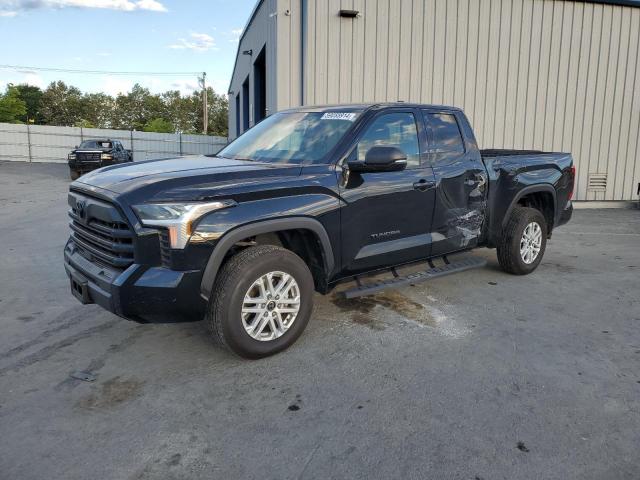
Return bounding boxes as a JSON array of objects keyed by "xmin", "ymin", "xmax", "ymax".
[{"xmin": 0, "ymin": 160, "xmax": 639, "ymax": 480}]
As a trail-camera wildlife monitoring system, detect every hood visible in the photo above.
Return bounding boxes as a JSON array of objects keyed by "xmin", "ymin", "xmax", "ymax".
[{"xmin": 74, "ymin": 155, "xmax": 303, "ymax": 199}]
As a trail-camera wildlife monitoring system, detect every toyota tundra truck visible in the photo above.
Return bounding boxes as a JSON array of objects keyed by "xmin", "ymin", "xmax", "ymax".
[{"xmin": 64, "ymin": 103, "xmax": 574, "ymax": 358}]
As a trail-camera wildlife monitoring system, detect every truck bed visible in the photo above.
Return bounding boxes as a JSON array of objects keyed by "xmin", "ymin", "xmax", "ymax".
[{"xmin": 480, "ymin": 149, "xmax": 566, "ymax": 157}]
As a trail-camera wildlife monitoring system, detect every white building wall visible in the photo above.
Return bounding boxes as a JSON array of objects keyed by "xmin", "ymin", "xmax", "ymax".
[{"xmin": 275, "ymin": 0, "xmax": 640, "ymax": 201}]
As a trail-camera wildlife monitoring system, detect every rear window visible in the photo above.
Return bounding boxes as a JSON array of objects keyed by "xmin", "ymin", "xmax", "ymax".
[
  {"xmin": 424, "ymin": 112, "xmax": 465, "ymax": 154},
  {"xmin": 79, "ymin": 140, "xmax": 112, "ymax": 149}
]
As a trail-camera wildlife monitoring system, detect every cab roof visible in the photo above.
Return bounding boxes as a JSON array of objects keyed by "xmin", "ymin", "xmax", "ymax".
[{"xmin": 279, "ymin": 102, "xmax": 463, "ymax": 114}]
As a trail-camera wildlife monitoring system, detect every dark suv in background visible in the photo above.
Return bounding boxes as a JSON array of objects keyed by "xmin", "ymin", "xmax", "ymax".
[{"xmin": 68, "ymin": 139, "xmax": 132, "ymax": 180}]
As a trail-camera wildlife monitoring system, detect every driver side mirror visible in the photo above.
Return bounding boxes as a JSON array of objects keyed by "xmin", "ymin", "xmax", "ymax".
[{"xmin": 348, "ymin": 146, "xmax": 408, "ymax": 173}]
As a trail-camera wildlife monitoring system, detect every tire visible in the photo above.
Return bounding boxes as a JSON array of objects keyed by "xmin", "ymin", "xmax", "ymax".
[
  {"xmin": 497, "ymin": 206, "xmax": 547, "ymax": 275},
  {"xmin": 206, "ymin": 245, "xmax": 314, "ymax": 359},
  {"xmin": 70, "ymin": 169, "xmax": 80, "ymax": 181}
]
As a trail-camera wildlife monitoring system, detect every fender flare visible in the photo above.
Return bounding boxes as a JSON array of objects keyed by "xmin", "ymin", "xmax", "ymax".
[
  {"xmin": 501, "ymin": 184, "xmax": 557, "ymax": 230},
  {"xmin": 199, "ymin": 217, "xmax": 335, "ymax": 300}
]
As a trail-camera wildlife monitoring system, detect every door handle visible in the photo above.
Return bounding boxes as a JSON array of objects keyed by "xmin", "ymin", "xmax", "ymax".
[{"xmin": 413, "ymin": 179, "xmax": 435, "ymax": 191}]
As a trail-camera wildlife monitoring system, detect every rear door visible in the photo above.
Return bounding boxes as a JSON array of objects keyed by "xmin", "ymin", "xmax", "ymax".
[
  {"xmin": 423, "ymin": 109, "xmax": 488, "ymax": 256},
  {"xmin": 338, "ymin": 108, "xmax": 437, "ymax": 275}
]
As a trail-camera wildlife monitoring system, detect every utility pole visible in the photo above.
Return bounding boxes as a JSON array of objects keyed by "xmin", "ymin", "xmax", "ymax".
[{"xmin": 199, "ymin": 72, "xmax": 208, "ymax": 135}]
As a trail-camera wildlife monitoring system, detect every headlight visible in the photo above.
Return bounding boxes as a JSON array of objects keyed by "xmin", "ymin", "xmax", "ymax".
[
  {"xmin": 68, "ymin": 154, "xmax": 76, "ymax": 160},
  {"xmin": 132, "ymin": 200, "xmax": 236, "ymax": 249},
  {"xmin": 101, "ymin": 153, "xmax": 113, "ymax": 160}
]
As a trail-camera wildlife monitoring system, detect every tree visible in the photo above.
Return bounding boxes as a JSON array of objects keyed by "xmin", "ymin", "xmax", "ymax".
[
  {"xmin": 74, "ymin": 119, "xmax": 95, "ymax": 128},
  {"xmin": 189, "ymin": 87, "xmax": 229, "ymax": 137},
  {"xmin": 207, "ymin": 89, "xmax": 229, "ymax": 137},
  {"xmin": 0, "ymin": 86, "xmax": 27, "ymax": 123},
  {"xmin": 14, "ymin": 84, "xmax": 43, "ymax": 123},
  {"xmin": 162, "ymin": 90, "xmax": 197, "ymax": 133},
  {"xmin": 81, "ymin": 92, "xmax": 114, "ymax": 129},
  {"xmin": 40, "ymin": 81, "xmax": 83, "ymax": 126},
  {"xmin": 143, "ymin": 117, "xmax": 174, "ymax": 133},
  {"xmin": 10, "ymin": 80, "xmax": 229, "ymax": 136}
]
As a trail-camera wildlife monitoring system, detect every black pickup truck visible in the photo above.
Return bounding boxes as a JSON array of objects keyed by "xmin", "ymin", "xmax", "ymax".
[
  {"xmin": 68, "ymin": 139, "xmax": 132, "ymax": 180},
  {"xmin": 64, "ymin": 103, "xmax": 574, "ymax": 358}
]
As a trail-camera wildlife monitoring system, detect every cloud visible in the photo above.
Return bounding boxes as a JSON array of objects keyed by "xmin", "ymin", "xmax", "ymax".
[
  {"xmin": 229, "ymin": 28, "xmax": 242, "ymax": 43},
  {"xmin": 0, "ymin": 0, "xmax": 167, "ymax": 13},
  {"xmin": 102, "ymin": 76, "xmax": 133, "ymax": 96},
  {"xmin": 131, "ymin": 0, "xmax": 165, "ymax": 12},
  {"xmin": 24, "ymin": 72, "xmax": 45, "ymax": 88},
  {"xmin": 169, "ymin": 79, "xmax": 199, "ymax": 94},
  {"xmin": 168, "ymin": 32, "xmax": 216, "ymax": 52}
]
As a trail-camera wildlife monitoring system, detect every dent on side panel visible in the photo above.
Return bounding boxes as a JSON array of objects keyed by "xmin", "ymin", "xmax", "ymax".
[{"xmin": 432, "ymin": 159, "xmax": 487, "ymax": 251}]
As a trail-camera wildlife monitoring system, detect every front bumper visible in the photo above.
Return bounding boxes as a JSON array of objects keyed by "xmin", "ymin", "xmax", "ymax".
[
  {"xmin": 68, "ymin": 159, "xmax": 117, "ymax": 172},
  {"xmin": 64, "ymin": 239, "xmax": 206, "ymax": 321}
]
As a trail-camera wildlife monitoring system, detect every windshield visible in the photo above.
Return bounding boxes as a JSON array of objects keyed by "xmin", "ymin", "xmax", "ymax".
[
  {"xmin": 79, "ymin": 140, "xmax": 112, "ymax": 149},
  {"xmin": 218, "ymin": 111, "xmax": 359, "ymax": 164}
]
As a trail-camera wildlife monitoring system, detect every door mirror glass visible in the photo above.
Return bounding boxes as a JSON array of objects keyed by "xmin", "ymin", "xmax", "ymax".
[{"xmin": 349, "ymin": 146, "xmax": 407, "ymax": 172}]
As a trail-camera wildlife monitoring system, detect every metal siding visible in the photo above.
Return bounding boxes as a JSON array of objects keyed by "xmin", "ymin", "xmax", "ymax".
[
  {"xmin": 362, "ymin": 0, "xmax": 378, "ymax": 102},
  {"xmin": 327, "ymin": 0, "xmax": 342, "ymax": 104},
  {"xmin": 398, "ymin": 0, "xmax": 413, "ymax": 101},
  {"xmin": 351, "ymin": 0, "xmax": 366, "ymax": 102},
  {"xmin": 237, "ymin": 0, "xmax": 640, "ymax": 200},
  {"xmin": 409, "ymin": 0, "xmax": 425, "ymax": 103},
  {"xmin": 626, "ymin": 9, "xmax": 640, "ymax": 200},
  {"xmin": 386, "ymin": 0, "xmax": 401, "ymax": 102},
  {"xmin": 339, "ymin": 0, "xmax": 354, "ymax": 103},
  {"xmin": 620, "ymin": 10, "xmax": 640, "ymax": 200},
  {"xmin": 277, "ymin": 0, "xmax": 292, "ymax": 111}
]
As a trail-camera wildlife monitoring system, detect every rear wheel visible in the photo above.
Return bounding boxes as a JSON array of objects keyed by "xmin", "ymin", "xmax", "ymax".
[
  {"xmin": 70, "ymin": 169, "xmax": 80, "ymax": 180},
  {"xmin": 207, "ymin": 245, "xmax": 314, "ymax": 359},
  {"xmin": 497, "ymin": 206, "xmax": 547, "ymax": 275}
]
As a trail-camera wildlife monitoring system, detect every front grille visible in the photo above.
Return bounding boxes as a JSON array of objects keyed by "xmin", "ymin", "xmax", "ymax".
[
  {"xmin": 76, "ymin": 152, "xmax": 102, "ymax": 162},
  {"xmin": 159, "ymin": 229, "xmax": 171, "ymax": 267},
  {"xmin": 68, "ymin": 192, "xmax": 135, "ymax": 269}
]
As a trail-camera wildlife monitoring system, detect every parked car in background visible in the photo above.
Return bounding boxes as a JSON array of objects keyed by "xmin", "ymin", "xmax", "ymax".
[
  {"xmin": 64, "ymin": 103, "xmax": 574, "ymax": 359},
  {"xmin": 67, "ymin": 139, "xmax": 132, "ymax": 180}
]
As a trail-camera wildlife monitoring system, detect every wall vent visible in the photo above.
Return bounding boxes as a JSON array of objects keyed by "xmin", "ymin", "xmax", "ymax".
[{"xmin": 587, "ymin": 173, "xmax": 607, "ymax": 191}]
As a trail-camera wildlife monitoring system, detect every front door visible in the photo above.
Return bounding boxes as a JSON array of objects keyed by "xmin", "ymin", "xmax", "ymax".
[
  {"xmin": 423, "ymin": 110, "xmax": 488, "ymax": 256},
  {"xmin": 338, "ymin": 110, "xmax": 437, "ymax": 275}
]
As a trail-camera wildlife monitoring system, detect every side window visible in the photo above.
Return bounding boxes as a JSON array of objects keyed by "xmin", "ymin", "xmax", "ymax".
[
  {"xmin": 356, "ymin": 112, "xmax": 420, "ymax": 167},
  {"xmin": 424, "ymin": 112, "xmax": 465, "ymax": 155}
]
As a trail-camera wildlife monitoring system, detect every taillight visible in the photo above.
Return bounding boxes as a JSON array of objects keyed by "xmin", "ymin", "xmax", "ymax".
[{"xmin": 568, "ymin": 165, "xmax": 576, "ymax": 200}]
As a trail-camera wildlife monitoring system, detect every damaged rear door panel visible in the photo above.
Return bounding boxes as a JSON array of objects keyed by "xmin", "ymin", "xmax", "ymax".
[{"xmin": 423, "ymin": 109, "xmax": 488, "ymax": 257}]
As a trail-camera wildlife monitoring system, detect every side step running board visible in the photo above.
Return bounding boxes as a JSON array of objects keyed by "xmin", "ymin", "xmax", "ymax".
[{"xmin": 342, "ymin": 256, "xmax": 487, "ymax": 299}]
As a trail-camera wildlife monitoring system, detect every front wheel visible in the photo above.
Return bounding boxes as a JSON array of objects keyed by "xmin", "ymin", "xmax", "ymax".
[
  {"xmin": 497, "ymin": 206, "xmax": 547, "ymax": 275},
  {"xmin": 206, "ymin": 245, "xmax": 314, "ymax": 359}
]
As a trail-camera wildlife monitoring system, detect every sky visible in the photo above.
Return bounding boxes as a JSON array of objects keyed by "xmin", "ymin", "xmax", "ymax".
[{"xmin": 0, "ymin": 0, "xmax": 257, "ymax": 96}]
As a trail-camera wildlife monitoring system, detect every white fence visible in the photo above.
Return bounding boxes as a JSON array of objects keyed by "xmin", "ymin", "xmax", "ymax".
[{"xmin": 0, "ymin": 123, "xmax": 228, "ymax": 163}]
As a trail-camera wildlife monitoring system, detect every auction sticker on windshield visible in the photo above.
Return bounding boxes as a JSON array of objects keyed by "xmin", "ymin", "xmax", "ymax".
[{"xmin": 321, "ymin": 112, "xmax": 358, "ymax": 121}]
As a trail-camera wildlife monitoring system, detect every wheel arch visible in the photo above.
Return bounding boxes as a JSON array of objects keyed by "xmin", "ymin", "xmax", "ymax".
[
  {"xmin": 200, "ymin": 217, "xmax": 335, "ymax": 300},
  {"xmin": 502, "ymin": 184, "xmax": 557, "ymax": 232}
]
